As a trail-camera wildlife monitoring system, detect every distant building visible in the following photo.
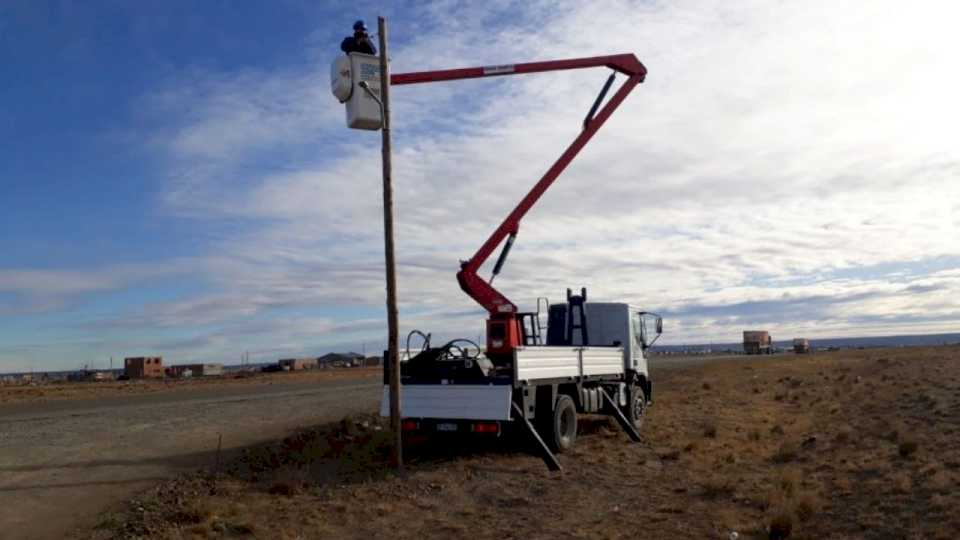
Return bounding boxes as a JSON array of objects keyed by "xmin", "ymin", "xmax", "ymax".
[
  {"xmin": 793, "ymin": 338, "xmax": 811, "ymax": 354},
  {"xmin": 318, "ymin": 352, "xmax": 364, "ymax": 367},
  {"xmin": 743, "ymin": 331, "xmax": 773, "ymax": 355},
  {"xmin": 67, "ymin": 371, "xmax": 114, "ymax": 382},
  {"xmin": 278, "ymin": 358, "xmax": 319, "ymax": 371},
  {"xmin": 165, "ymin": 363, "xmax": 224, "ymax": 378},
  {"xmin": 124, "ymin": 357, "xmax": 164, "ymax": 379}
]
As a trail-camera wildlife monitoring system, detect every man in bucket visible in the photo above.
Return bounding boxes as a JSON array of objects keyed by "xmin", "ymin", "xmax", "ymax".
[{"xmin": 341, "ymin": 20, "xmax": 377, "ymax": 55}]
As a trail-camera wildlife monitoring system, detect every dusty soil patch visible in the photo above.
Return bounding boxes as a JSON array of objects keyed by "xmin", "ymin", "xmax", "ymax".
[{"xmin": 82, "ymin": 347, "xmax": 960, "ymax": 539}]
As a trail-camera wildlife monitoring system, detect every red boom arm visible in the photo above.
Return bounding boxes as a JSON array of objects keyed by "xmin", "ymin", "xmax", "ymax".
[{"xmin": 391, "ymin": 54, "xmax": 646, "ymax": 353}]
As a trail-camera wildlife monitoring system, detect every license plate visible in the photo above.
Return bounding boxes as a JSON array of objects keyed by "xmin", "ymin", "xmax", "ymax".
[{"xmin": 436, "ymin": 422, "xmax": 458, "ymax": 432}]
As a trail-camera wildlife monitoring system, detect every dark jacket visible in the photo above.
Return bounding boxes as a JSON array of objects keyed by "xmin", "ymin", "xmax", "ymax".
[{"xmin": 340, "ymin": 35, "xmax": 377, "ymax": 55}]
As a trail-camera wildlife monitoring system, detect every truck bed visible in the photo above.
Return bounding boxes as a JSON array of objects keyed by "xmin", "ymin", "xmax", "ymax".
[
  {"xmin": 515, "ymin": 346, "xmax": 624, "ymax": 383},
  {"xmin": 380, "ymin": 346, "xmax": 626, "ymax": 421}
]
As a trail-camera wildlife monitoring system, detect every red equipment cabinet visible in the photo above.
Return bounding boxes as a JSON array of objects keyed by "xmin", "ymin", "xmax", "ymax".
[{"xmin": 391, "ymin": 54, "xmax": 647, "ymax": 358}]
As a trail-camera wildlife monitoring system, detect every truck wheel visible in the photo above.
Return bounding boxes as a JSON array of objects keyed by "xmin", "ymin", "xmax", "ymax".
[
  {"xmin": 548, "ymin": 395, "xmax": 578, "ymax": 452},
  {"xmin": 625, "ymin": 384, "xmax": 647, "ymax": 430}
]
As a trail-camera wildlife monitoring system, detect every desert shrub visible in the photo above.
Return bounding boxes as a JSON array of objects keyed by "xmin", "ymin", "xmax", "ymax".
[
  {"xmin": 268, "ymin": 479, "xmax": 301, "ymax": 497},
  {"xmin": 659, "ymin": 449, "xmax": 680, "ymax": 461},
  {"xmin": 777, "ymin": 470, "xmax": 799, "ymax": 498},
  {"xmin": 772, "ymin": 440, "xmax": 799, "ymax": 464},
  {"xmin": 890, "ymin": 473, "xmax": 912, "ymax": 494},
  {"xmin": 927, "ymin": 470, "xmax": 952, "ymax": 492},
  {"xmin": 930, "ymin": 493, "xmax": 949, "ymax": 510},
  {"xmin": 898, "ymin": 440, "xmax": 919, "ymax": 458},
  {"xmin": 702, "ymin": 382, "xmax": 712, "ymax": 390},
  {"xmin": 793, "ymin": 492, "xmax": 818, "ymax": 522},
  {"xmin": 768, "ymin": 510, "xmax": 793, "ymax": 540},
  {"xmin": 701, "ymin": 477, "xmax": 735, "ymax": 499},
  {"xmin": 748, "ymin": 429, "xmax": 762, "ymax": 442},
  {"xmin": 168, "ymin": 500, "xmax": 215, "ymax": 525},
  {"xmin": 703, "ymin": 421, "xmax": 718, "ymax": 438}
]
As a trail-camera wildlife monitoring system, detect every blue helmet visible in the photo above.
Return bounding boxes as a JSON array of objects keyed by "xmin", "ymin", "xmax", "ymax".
[{"xmin": 353, "ymin": 20, "xmax": 367, "ymax": 32}]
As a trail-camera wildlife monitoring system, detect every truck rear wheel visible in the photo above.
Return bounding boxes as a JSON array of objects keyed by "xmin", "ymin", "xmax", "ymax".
[
  {"xmin": 547, "ymin": 395, "xmax": 578, "ymax": 452},
  {"xmin": 626, "ymin": 384, "xmax": 647, "ymax": 430}
]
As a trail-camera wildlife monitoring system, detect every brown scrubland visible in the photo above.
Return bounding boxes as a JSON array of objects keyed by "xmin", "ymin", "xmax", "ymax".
[{"xmin": 83, "ymin": 347, "xmax": 960, "ymax": 539}]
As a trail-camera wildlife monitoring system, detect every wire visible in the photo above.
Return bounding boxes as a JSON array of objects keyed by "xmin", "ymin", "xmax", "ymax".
[
  {"xmin": 405, "ymin": 330, "xmax": 431, "ymax": 360},
  {"xmin": 405, "ymin": 331, "xmax": 482, "ymax": 363},
  {"xmin": 435, "ymin": 338, "xmax": 482, "ymax": 361}
]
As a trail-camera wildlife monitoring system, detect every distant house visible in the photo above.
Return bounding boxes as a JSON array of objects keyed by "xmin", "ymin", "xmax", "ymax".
[
  {"xmin": 278, "ymin": 358, "xmax": 319, "ymax": 371},
  {"xmin": 165, "ymin": 363, "xmax": 224, "ymax": 378},
  {"xmin": 318, "ymin": 352, "xmax": 364, "ymax": 367},
  {"xmin": 67, "ymin": 371, "xmax": 114, "ymax": 382},
  {"xmin": 124, "ymin": 357, "xmax": 164, "ymax": 379}
]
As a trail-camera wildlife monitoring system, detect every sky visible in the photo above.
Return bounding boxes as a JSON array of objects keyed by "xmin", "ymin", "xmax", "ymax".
[{"xmin": 1, "ymin": 0, "xmax": 959, "ymax": 372}]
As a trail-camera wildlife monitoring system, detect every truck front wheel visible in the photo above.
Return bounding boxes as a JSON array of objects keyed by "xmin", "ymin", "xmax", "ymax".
[
  {"xmin": 626, "ymin": 384, "xmax": 647, "ymax": 430},
  {"xmin": 548, "ymin": 395, "xmax": 578, "ymax": 452}
]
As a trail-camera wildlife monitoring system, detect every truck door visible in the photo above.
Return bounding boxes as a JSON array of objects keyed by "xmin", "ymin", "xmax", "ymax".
[{"xmin": 630, "ymin": 311, "xmax": 648, "ymax": 375}]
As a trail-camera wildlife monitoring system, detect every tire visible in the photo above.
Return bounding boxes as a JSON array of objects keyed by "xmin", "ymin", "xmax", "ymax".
[
  {"xmin": 548, "ymin": 395, "xmax": 578, "ymax": 453},
  {"xmin": 625, "ymin": 383, "xmax": 647, "ymax": 431}
]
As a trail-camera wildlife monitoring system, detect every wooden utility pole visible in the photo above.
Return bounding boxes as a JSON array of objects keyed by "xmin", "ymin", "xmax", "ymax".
[{"xmin": 377, "ymin": 16, "xmax": 402, "ymax": 470}]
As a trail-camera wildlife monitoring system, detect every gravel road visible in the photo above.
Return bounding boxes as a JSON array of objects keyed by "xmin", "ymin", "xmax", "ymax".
[{"xmin": 0, "ymin": 377, "xmax": 381, "ymax": 540}]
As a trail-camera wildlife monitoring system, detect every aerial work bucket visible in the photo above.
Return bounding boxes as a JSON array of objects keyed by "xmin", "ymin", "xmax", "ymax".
[{"xmin": 330, "ymin": 52, "xmax": 382, "ymax": 130}]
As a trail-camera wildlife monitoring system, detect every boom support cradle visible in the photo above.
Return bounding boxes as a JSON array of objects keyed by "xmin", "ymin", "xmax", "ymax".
[{"xmin": 392, "ymin": 54, "xmax": 647, "ymax": 356}]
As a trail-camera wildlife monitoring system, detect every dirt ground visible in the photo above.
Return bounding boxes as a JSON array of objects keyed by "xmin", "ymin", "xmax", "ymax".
[
  {"xmin": 0, "ymin": 373, "xmax": 381, "ymax": 540},
  {"xmin": 81, "ymin": 347, "xmax": 960, "ymax": 539},
  {"xmin": 0, "ymin": 368, "xmax": 381, "ymax": 405}
]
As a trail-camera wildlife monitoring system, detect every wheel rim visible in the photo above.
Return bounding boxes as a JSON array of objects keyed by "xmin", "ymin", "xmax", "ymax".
[
  {"xmin": 633, "ymin": 390, "xmax": 645, "ymax": 420},
  {"xmin": 560, "ymin": 407, "xmax": 574, "ymax": 441}
]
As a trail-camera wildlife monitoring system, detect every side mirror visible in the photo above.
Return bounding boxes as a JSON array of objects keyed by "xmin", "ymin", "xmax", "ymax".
[{"xmin": 638, "ymin": 311, "xmax": 663, "ymax": 350}]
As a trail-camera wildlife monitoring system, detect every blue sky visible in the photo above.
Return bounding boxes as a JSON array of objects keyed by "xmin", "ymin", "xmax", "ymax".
[{"xmin": 2, "ymin": 1, "xmax": 959, "ymax": 372}]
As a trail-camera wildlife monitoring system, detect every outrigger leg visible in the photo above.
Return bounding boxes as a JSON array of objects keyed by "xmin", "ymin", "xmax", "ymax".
[{"xmin": 511, "ymin": 402, "xmax": 562, "ymax": 472}]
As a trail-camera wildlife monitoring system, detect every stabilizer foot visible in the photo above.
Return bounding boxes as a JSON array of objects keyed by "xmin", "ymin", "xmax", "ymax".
[{"xmin": 600, "ymin": 388, "xmax": 642, "ymax": 442}]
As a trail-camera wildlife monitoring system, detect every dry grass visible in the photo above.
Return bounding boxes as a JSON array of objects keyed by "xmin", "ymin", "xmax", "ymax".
[{"xmin": 83, "ymin": 346, "xmax": 960, "ymax": 540}]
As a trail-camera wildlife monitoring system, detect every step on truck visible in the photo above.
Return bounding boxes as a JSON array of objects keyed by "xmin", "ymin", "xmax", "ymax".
[{"xmin": 358, "ymin": 52, "xmax": 658, "ymax": 469}]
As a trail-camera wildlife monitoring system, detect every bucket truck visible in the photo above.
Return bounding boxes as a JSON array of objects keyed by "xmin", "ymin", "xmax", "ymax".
[{"xmin": 334, "ymin": 51, "xmax": 661, "ymax": 469}]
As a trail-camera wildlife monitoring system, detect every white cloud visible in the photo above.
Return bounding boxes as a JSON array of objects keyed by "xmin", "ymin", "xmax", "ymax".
[{"xmin": 0, "ymin": 260, "xmax": 200, "ymax": 315}]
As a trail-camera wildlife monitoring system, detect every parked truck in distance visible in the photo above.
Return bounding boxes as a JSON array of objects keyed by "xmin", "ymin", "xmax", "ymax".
[
  {"xmin": 743, "ymin": 330, "xmax": 773, "ymax": 355},
  {"xmin": 793, "ymin": 338, "xmax": 811, "ymax": 354}
]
